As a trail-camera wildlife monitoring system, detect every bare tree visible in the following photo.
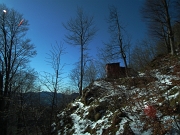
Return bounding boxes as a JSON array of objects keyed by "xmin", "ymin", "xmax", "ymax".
[
  {"xmin": 45, "ymin": 42, "xmax": 65, "ymax": 107},
  {"xmin": 69, "ymin": 63, "xmax": 81, "ymax": 91},
  {"xmin": 174, "ymin": 24, "xmax": 180, "ymax": 52},
  {"xmin": 84, "ymin": 60, "xmax": 99, "ymax": 85},
  {"xmin": 63, "ymin": 7, "xmax": 97, "ymax": 96},
  {"xmin": 69, "ymin": 53, "xmax": 96, "ymax": 90},
  {"xmin": 39, "ymin": 42, "xmax": 65, "ymax": 134},
  {"xmin": 100, "ymin": 6, "xmax": 130, "ymax": 69},
  {"xmin": 175, "ymin": 0, "xmax": 180, "ymax": 23},
  {"xmin": 0, "ymin": 4, "xmax": 36, "ymax": 135},
  {"xmin": 130, "ymin": 39, "xmax": 157, "ymax": 70},
  {"xmin": 141, "ymin": 0, "xmax": 175, "ymax": 55},
  {"xmin": 11, "ymin": 68, "xmax": 37, "ymax": 135}
]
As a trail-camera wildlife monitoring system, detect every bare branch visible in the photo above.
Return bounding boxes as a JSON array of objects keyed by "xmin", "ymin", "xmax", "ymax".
[{"xmin": 63, "ymin": 7, "xmax": 97, "ymax": 96}]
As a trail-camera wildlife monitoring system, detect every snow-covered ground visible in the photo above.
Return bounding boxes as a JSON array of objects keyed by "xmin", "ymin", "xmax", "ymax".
[{"xmin": 55, "ymin": 57, "xmax": 180, "ymax": 135}]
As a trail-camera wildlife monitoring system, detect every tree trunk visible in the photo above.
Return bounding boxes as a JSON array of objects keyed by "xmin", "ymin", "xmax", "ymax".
[
  {"xmin": 0, "ymin": 97, "xmax": 9, "ymax": 135},
  {"xmin": 163, "ymin": 0, "xmax": 175, "ymax": 55},
  {"xmin": 79, "ymin": 45, "xmax": 83, "ymax": 96},
  {"xmin": 117, "ymin": 18, "xmax": 128, "ymax": 76}
]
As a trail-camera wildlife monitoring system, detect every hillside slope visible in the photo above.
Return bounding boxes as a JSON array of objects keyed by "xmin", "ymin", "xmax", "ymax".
[{"xmin": 53, "ymin": 54, "xmax": 180, "ymax": 135}]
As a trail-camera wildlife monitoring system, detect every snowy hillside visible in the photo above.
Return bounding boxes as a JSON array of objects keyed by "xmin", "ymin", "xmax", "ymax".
[{"xmin": 53, "ymin": 54, "xmax": 180, "ymax": 135}]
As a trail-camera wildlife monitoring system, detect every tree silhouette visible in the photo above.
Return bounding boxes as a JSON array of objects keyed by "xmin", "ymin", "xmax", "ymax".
[
  {"xmin": 141, "ymin": 0, "xmax": 175, "ymax": 55},
  {"xmin": 63, "ymin": 7, "xmax": 96, "ymax": 96},
  {"xmin": 0, "ymin": 4, "xmax": 36, "ymax": 135}
]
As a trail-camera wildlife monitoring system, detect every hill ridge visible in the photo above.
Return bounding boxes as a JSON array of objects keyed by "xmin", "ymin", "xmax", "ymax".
[{"xmin": 53, "ymin": 54, "xmax": 180, "ymax": 135}]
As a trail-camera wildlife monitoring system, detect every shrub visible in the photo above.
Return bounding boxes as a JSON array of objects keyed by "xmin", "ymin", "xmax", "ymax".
[
  {"xmin": 95, "ymin": 113, "xmax": 101, "ymax": 121},
  {"xmin": 86, "ymin": 106, "xmax": 95, "ymax": 121},
  {"xmin": 112, "ymin": 112, "xmax": 122, "ymax": 126}
]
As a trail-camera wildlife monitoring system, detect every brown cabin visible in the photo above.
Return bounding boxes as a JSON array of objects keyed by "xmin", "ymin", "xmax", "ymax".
[{"xmin": 106, "ymin": 63, "xmax": 128, "ymax": 78}]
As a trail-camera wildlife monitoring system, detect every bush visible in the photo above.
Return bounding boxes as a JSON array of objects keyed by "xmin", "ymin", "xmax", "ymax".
[
  {"xmin": 112, "ymin": 112, "xmax": 122, "ymax": 126},
  {"xmin": 95, "ymin": 113, "xmax": 101, "ymax": 121}
]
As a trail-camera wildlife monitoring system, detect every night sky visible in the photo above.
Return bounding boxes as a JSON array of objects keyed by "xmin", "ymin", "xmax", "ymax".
[{"xmin": 0, "ymin": 0, "xmax": 146, "ymax": 87}]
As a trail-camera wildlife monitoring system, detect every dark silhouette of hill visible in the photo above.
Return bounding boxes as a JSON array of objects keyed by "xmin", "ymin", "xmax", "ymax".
[{"xmin": 22, "ymin": 91, "xmax": 79, "ymax": 106}]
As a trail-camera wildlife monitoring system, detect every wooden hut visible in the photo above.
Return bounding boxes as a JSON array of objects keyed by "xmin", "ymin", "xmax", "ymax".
[{"xmin": 106, "ymin": 63, "xmax": 127, "ymax": 78}]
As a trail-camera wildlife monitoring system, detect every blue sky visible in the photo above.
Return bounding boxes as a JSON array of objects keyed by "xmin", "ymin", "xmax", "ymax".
[{"xmin": 0, "ymin": 0, "xmax": 146, "ymax": 88}]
